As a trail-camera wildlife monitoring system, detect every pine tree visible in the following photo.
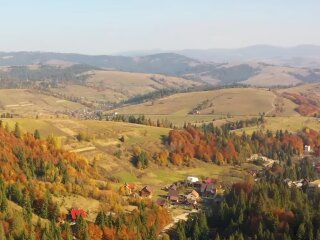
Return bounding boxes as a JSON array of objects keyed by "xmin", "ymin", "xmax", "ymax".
[
  {"xmin": 95, "ymin": 211, "xmax": 106, "ymax": 227},
  {"xmin": 13, "ymin": 122, "xmax": 21, "ymax": 138},
  {"xmin": 40, "ymin": 191, "xmax": 51, "ymax": 219},
  {"xmin": 49, "ymin": 221, "xmax": 62, "ymax": 240},
  {"xmin": 192, "ymin": 222, "xmax": 200, "ymax": 240},
  {"xmin": 61, "ymin": 223, "xmax": 73, "ymax": 240},
  {"xmin": 176, "ymin": 221, "xmax": 186, "ymax": 240},
  {"xmin": 0, "ymin": 178, "xmax": 7, "ymax": 211},
  {"xmin": 75, "ymin": 216, "xmax": 89, "ymax": 240},
  {"xmin": 23, "ymin": 192, "xmax": 33, "ymax": 222},
  {"xmin": 34, "ymin": 129, "xmax": 41, "ymax": 140}
]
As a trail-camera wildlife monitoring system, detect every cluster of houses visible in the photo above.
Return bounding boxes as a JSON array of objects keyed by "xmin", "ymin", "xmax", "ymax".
[
  {"xmin": 59, "ymin": 109, "xmax": 106, "ymax": 120},
  {"xmin": 155, "ymin": 176, "xmax": 225, "ymax": 208},
  {"xmin": 120, "ymin": 176, "xmax": 225, "ymax": 209}
]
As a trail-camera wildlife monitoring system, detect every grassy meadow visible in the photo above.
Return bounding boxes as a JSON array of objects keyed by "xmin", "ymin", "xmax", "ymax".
[
  {"xmin": 0, "ymin": 89, "xmax": 84, "ymax": 116},
  {"xmin": 115, "ymin": 88, "xmax": 277, "ymax": 116}
]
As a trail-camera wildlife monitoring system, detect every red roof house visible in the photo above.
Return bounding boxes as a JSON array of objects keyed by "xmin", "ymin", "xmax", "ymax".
[{"xmin": 71, "ymin": 208, "xmax": 86, "ymax": 220}]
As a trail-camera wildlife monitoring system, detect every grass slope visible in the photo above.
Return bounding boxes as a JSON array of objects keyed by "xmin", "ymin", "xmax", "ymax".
[
  {"xmin": 0, "ymin": 89, "xmax": 84, "ymax": 116},
  {"xmin": 51, "ymin": 70, "xmax": 202, "ymax": 103},
  {"xmin": 116, "ymin": 88, "xmax": 276, "ymax": 116}
]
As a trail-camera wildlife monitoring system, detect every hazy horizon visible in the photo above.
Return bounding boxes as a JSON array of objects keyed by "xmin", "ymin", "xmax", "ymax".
[{"xmin": 1, "ymin": 0, "xmax": 319, "ymax": 54}]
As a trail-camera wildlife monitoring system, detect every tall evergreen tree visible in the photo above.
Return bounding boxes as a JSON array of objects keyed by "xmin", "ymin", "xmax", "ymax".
[
  {"xmin": 13, "ymin": 122, "xmax": 21, "ymax": 138},
  {"xmin": 34, "ymin": 129, "xmax": 41, "ymax": 140}
]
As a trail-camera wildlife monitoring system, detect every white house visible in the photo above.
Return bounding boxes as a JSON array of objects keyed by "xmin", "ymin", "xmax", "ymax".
[
  {"xmin": 305, "ymin": 145, "xmax": 311, "ymax": 152},
  {"xmin": 187, "ymin": 176, "xmax": 199, "ymax": 183}
]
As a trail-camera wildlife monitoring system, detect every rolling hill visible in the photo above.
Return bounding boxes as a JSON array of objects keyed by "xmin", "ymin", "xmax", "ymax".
[
  {"xmin": 110, "ymin": 87, "xmax": 302, "ymax": 126},
  {"xmin": 113, "ymin": 88, "xmax": 279, "ymax": 116},
  {"xmin": 1, "ymin": 51, "xmax": 320, "ymax": 90}
]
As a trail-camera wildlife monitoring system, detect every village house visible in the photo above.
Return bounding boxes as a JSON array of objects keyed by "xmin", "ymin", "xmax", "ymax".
[
  {"xmin": 200, "ymin": 183, "xmax": 216, "ymax": 199},
  {"xmin": 187, "ymin": 176, "xmax": 199, "ymax": 184},
  {"xmin": 186, "ymin": 190, "xmax": 200, "ymax": 204},
  {"xmin": 167, "ymin": 189, "xmax": 179, "ymax": 203},
  {"xmin": 156, "ymin": 198, "xmax": 168, "ymax": 207},
  {"xmin": 69, "ymin": 208, "xmax": 86, "ymax": 221},
  {"xmin": 140, "ymin": 185, "xmax": 152, "ymax": 198},
  {"xmin": 305, "ymin": 145, "xmax": 311, "ymax": 153}
]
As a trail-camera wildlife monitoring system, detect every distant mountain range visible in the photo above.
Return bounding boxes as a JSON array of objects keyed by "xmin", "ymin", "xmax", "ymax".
[
  {"xmin": 0, "ymin": 48, "xmax": 320, "ymax": 87},
  {"xmin": 119, "ymin": 45, "xmax": 320, "ymax": 68},
  {"xmin": 0, "ymin": 52, "xmax": 211, "ymax": 75},
  {"xmin": 177, "ymin": 45, "xmax": 320, "ymax": 67}
]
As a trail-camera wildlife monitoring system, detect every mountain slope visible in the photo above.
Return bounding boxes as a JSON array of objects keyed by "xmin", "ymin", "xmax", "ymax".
[{"xmin": 176, "ymin": 45, "xmax": 320, "ymax": 67}]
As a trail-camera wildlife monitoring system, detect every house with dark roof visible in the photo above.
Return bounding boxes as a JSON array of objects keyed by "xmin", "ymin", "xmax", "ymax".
[
  {"xmin": 200, "ymin": 183, "xmax": 216, "ymax": 199},
  {"xmin": 140, "ymin": 185, "xmax": 152, "ymax": 198},
  {"xmin": 167, "ymin": 189, "xmax": 179, "ymax": 203},
  {"xmin": 156, "ymin": 198, "xmax": 168, "ymax": 207}
]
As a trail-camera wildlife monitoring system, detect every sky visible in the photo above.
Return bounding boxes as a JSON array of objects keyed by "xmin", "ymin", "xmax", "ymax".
[{"xmin": 0, "ymin": 0, "xmax": 319, "ymax": 54}]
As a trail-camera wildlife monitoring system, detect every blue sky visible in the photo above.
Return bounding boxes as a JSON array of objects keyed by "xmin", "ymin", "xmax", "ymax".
[{"xmin": 0, "ymin": 0, "xmax": 319, "ymax": 54}]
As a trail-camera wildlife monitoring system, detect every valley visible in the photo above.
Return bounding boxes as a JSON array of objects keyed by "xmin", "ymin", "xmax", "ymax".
[{"xmin": 1, "ymin": 49, "xmax": 320, "ymax": 240}]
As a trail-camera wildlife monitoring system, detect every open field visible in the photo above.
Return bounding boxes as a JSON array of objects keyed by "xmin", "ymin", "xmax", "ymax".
[
  {"xmin": 115, "ymin": 88, "xmax": 276, "ymax": 115},
  {"xmin": 51, "ymin": 84, "xmax": 127, "ymax": 103},
  {"xmin": 114, "ymin": 87, "xmax": 301, "ymax": 120},
  {"xmin": 0, "ymin": 89, "xmax": 84, "ymax": 116}
]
